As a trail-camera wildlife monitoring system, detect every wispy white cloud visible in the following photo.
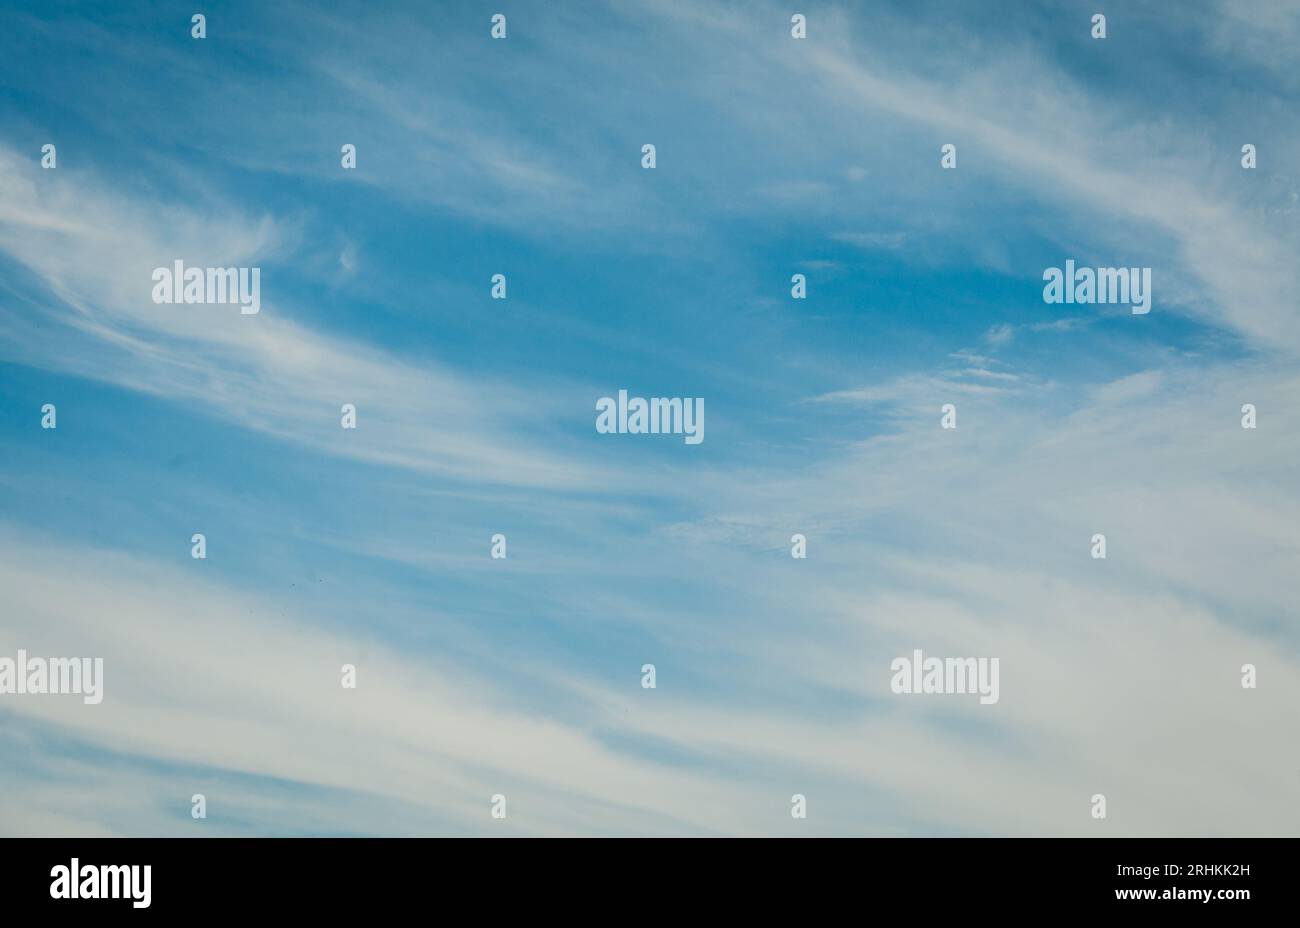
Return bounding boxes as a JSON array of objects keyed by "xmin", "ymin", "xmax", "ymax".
[
  {"xmin": 810, "ymin": 371, "xmax": 1026, "ymax": 407},
  {"xmin": 0, "ymin": 527, "xmax": 781, "ymax": 836},
  {"xmin": 11, "ymin": 351, "xmax": 1299, "ymax": 836},
  {"xmin": 640, "ymin": 0, "xmax": 1300, "ymax": 355},
  {"xmin": 0, "ymin": 147, "xmax": 609, "ymax": 491},
  {"xmin": 831, "ymin": 230, "xmax": 909, "ymax": 251}
]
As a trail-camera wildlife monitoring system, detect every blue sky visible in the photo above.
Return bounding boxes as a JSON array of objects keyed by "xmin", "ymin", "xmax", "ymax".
[{"xmin": 2, "ymin": 0, "xmax": 1299, "ymax": 836}]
